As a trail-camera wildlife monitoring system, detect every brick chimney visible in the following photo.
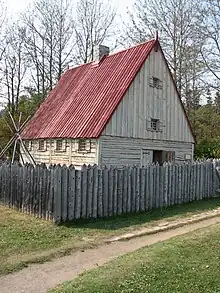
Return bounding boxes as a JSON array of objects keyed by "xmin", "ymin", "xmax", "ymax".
[{"xmin": 94, "ymin": 45, "xmax": 110, "ymax": 62}]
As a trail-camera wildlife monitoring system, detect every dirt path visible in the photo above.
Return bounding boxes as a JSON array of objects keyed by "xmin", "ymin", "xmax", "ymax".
[{"xmin": 1, "ymin": 216, "xmax": 220, "ymax": 293}]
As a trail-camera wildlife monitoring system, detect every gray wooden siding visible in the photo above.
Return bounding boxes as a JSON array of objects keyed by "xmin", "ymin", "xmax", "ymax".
[
  {"xmin": 99, "ymin": 136, "xmax": 193, "ymax": 167},
  {"xmin": 21, "ymin": 139, "xmax": 99, "ymax": 167},
  {"xmin": 102, "ymin": 47, "xmax": 194, "ymax": 143}
]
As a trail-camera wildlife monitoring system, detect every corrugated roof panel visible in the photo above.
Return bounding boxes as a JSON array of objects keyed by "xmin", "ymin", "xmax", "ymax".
[{"xmin": 21, "ymin": 40, "xmax": 156, "ymax": 139}]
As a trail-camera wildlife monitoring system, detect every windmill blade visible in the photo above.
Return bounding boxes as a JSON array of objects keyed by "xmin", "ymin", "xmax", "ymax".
[
  {"xmin": 18, "ymin": 135, "xmax": 36, "ymax": 166},
  {"xmin": 8, "ymin": 112, "xmax": 18, "ymax": 132},
  {"xmin": 18, "ymin": 112, "xmax": 22, "ymax": 131},
  {"xmin": 20, "ymin": 115, "xmax": 31, "ymax": 131},
  {"xmin": 11, "ymin": 139, "xmax": 18, "ymax": 164},
  {"xmin": 0, "ymin": 135, "xmax": 17, "ymax": 158}
]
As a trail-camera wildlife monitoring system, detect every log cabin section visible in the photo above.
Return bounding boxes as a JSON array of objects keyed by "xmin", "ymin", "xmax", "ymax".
[{"xmin": 21, "ymin": 139, "xmax": 99, "ymax": 168}]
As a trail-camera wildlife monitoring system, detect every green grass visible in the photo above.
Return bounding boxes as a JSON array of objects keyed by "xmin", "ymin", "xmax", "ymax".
[
  {"xmin": 50, "ymin": 223, "xmax": 220, "ymax": 293},
  {"xmin": 1, "ymin": 197, "xmax": 220, "ymax": 276}
]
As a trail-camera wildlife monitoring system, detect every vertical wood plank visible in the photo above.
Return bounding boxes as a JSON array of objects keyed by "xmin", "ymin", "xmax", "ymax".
[
  {"xmin": 108, "ymin": 167, "xmax": 114, "ymax": 216},
  {"xmin": 123, "ymin": 167, "xmax": 128, "ymax": 214},
  {"xmin": 81, "ymin": 167, "xmax": 88, "ymax": 219},
  {"xmin": 159, "ymin": 166, "xmax": 164, "ymax": 208},
  {"xmin": 87, "ymin": 167, "xmax": 93, "ymax": 219},
  {"xmin": 48, "ymin": 165, "xmax": 55, "ymax": 221},
  {"xmin": 149, "ymin": 165, "xmax": 154, "ymax": 210},
  {"xmin": 68, "ymin": 166, "xmax": 75, "ymax": 221},
  {"xmin": 127, "ymin": 167, "xmax": 132, "ymax": 213},
  {"xmin": 118, "ymin": 169, "xmax": 123, "ymax": 215},
  {"xmin": 103, "ymin": 167, "xmax": 109, "ymax": 217},
  {"xmin": 98, "ymin": 169, "xmax": 103, "ymax": 217},
  {"xmin": 113, "ymin": 168, "xmax": 118, "ymax": 215},
  {"xmin": 61, "ymin": 165, "xmax": 68, "ymax": 222},
  {"xmin": 155, "ymin": 165, "xmax": 160, "ymax": 208},
  {"xmin": 145, "ymin": 166, "xmax": 149, "ymax": 211},
  {"xmin": 92, "ymin": 166, "xmax": 98, "ymax": 218},
  {"xmin": 135, "ymin": 167, "xmax": 140, "ymax": 212},
  {"xmin": 53, "ymin": 165, "xmax": 62, "ymax": 223},
  {"xmin": 140, "ymin": 168, "xmax": 145, "ymax": 212},
  {"xmin": 163, "ymin": 164, "xmax": 169, "ymax": 208},
  {"xmin": 131, "ymin": 167, "xmax": 136, "ymax": 212},
  {"xmin": 75, "ymin": 170, "xmax": 82, "ymax": 219}
]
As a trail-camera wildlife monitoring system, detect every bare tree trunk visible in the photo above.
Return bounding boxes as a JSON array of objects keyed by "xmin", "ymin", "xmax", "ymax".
[{"xmin": 74, "ymin": 0, "xmax": 116, "ymax": 64}]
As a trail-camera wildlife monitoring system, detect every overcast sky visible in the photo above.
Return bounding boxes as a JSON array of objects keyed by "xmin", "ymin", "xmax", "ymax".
[{"xmin": 5, "ymin": 0, "xmax": 134, "ymax": 15}]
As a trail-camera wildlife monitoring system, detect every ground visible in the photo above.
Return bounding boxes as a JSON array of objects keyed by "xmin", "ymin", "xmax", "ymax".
[
  {"xmin": 50, "ymin": 222, "xmax": 220, "ymax": 293},
  {"xmin": 1, "ymin": 198, "xmax": 220, "ymax": 276}
]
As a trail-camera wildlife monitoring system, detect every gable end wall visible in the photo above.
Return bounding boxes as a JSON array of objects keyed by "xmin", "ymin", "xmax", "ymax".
[{"xmin": 102, "ymin": 47, "xmax": 194, "ymax": 143}]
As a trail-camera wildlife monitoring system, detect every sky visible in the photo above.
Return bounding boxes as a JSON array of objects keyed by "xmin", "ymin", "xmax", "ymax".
[
  {"xmin": 0, "ymin": 0, "xmax": 134, "ymax": 108},
  {"xmin": 5, "ymin": 0, "xmax": 134, "ymax": 15}
]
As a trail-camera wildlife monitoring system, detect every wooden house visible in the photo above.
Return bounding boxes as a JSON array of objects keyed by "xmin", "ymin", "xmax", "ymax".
[{"xmin": 21, "ymin": 35, "xmax": 195, "ymax": 168}]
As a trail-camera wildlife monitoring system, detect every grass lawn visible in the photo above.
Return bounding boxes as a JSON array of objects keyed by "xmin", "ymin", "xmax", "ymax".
[
  {"xmin": 50, "ymin": 223, "xmax": 220, "ymax": 293},
  {"xmin": 1, "ymin": 197, "xmax": 220, "ymax": 276}
]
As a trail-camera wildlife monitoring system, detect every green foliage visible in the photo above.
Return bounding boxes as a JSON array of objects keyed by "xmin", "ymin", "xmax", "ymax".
[
  {"xmin": 188, "ymin": 103, "xmax": 220, "ymax": 159},
  {"xmin": 0, "ymin": 92, "xmax": 44, "ymax": 154},
  {"xmin": 195, "ymin": 139, "xmax": 220, "ymax": 159}
]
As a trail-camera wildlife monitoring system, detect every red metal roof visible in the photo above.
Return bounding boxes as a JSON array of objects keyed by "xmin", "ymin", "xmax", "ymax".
[{"xmin": 22, "ymin": 39, "xmax": 156, "ymax": 139}]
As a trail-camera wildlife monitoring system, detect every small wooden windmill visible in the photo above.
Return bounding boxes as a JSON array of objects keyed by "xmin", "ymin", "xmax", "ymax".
[{"xmin": 0, "ymin": 112, "xmax": 36, "ymax": 165}]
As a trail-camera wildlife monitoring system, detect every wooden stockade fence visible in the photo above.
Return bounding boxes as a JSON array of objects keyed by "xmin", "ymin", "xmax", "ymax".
[{"xmin": 0, "ymin": 161, "xmax": 220, "ymax": 223}]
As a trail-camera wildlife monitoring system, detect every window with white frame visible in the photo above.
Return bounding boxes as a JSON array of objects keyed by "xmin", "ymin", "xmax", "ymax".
[
  {"xmin": 25, "ymin": 140, "xmax": 31, "ymax": 150},
  {"xmin": 56, "ymin": 140, "xmax": 63, "ymax": 151},
  {"xmin": 78, "ymin": 139, "xmax": 91, "ymax": 152},
  {"xmin": 38, "ymin": 140, "xmax": 45, "ymax": 151},
  {"xmin": 78, "ymin": 139, "xmax": 86, "ymax": 151}
]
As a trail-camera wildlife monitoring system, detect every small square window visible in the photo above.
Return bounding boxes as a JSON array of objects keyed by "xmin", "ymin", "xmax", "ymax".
[
  {"xmin": 56, "ymin": 140, "xmax": 63, "ymax": 151},
  {"xmin": 39, "ymin": 140, "xmax": 45, "ymax": 151},
  {"xmin": 153, "ymin": 77, "xmax": 160, "ymax": 88},
  {"xmin": 151, "ymin": 118, "xmax": 160, "ymax": 131},
  {"xmin": 25, "ymin": 140, "xmax": 31, "ymax": 150},
  {"xmin": 78, "ymin": 139, "xmax": 87, "ymax": 151},
  {"xmin": 150, "ymin": 76, "xmax": 162, "ymax": 89}
]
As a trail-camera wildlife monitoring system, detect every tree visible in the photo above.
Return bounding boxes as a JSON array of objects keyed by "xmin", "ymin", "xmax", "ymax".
[
  {"xmin": 214, "ymin": 91, "xmax": 220, "ymax": 114},
  {"xmin": 0, "ymin": 0, "xmax": 6, "ymax": 61},
  {"xmin": 123, "ymin": 0, "xmax": 206, "ymax": 106},
  {"xmin": 189, "ymin": 103, "xmax": 220, "ymax": 158},
  {"xmin": 0, "ymin": 23, "xmax": 28, "ymax": 116},
  {"xmin": 23, "ymin": 0, "xmax": 74, "ymax": 96},
  {"xmin": 73, "ymin": 0, "xmax": 116, "ymax": 64},
  {"xmin": 206, "ymin": 88, "xmax": 212, "ymax": 105},
  {"xmin": 198, "ymin": 0, "xmax": 220, "ymax": 85}
]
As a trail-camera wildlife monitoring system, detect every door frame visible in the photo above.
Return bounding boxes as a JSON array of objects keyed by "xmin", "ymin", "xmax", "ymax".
[{"xmin": 141, "ymin": 149, "xmax": 153, "ymax": 166}]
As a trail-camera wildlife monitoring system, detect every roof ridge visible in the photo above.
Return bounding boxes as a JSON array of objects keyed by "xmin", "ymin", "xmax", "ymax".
[
  {"xmin": 107, "ymin": 38, "xmax": 156, "ymax": 58},
  {"xmin": 67, "ymin": 39, "xmax": 156, "ymax": 72}
]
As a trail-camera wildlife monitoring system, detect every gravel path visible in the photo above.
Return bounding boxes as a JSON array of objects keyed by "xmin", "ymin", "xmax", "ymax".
[{"xmin": 1, "ymin": 215, "xmax": 220, "ymax": 293}]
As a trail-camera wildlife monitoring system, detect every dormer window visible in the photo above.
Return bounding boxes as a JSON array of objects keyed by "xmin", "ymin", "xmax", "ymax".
[{"xmin": 150, "ymin": 76, "xmax": 163, "ymax": 89}]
